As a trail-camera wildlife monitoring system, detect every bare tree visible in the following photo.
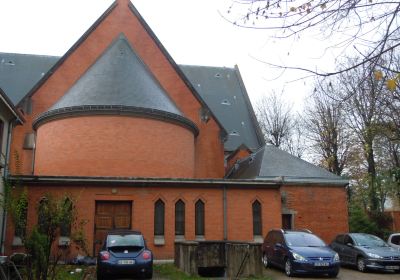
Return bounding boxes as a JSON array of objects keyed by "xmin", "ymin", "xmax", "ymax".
[
  {"xmin": 302, "ymin": 82, "xmax": 351, "ymax": 175},
  {"xmin": 226, "ymin": 0, "xmax": 400, "ymax": 78},
  {"xmin": 285, "ymin": 120, "xmax": 307, "ymax": 158},
  {"xmin": 255, "ymin": 92, "xmax": 295, "ymax": 148},
  {"xmin": 339, "ymin": 59, "xmax": 386, "ymax": 211}
]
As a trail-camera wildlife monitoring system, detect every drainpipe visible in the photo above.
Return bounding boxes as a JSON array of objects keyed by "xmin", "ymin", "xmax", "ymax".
[
  {"xmin": 223, "ymin": 185, "xmax": 227, "ymax": 240},
  {"xmin": 0, "ymin": 120, "xmax": 13, "ymax": 254},
  {"xmin": 31, "ymin": 131, "xmax": 36, "ymax": 175}
]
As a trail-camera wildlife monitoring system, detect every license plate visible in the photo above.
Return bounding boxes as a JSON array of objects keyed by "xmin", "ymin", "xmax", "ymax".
[
  {"xmin": 118, "ymin": 260, "xmax": 135, "ymax": 265},
  {"xmin": 314, "ymin": 262, "xmax": 330, "ymax": 267},
  {"xmin": 385, "ymin": 265, "xmax": 399, "ymax": 270}
]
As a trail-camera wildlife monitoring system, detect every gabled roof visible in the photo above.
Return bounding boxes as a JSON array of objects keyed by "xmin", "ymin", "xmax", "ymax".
[
  {"xmin": 228, "ymin": 145, "xmax": 348, "ymax": 185},
  {"xmin": 49, "ymin": 34, "xmax": 181, "ymax": 115},
  {"xmin": 180, "ymin": 65, "xmax": 264, "ymax": 152},
  {"xmin": 0, "ymin": 52, "xmax": 263, "ymax": 152}
]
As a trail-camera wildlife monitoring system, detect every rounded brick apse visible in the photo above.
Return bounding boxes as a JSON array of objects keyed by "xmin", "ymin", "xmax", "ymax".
[{"xmin": 34, "ymin": 115, "xmax": 196, "ymax": 178}]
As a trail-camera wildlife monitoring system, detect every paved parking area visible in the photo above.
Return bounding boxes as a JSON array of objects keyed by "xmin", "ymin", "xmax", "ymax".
[{"xmin": 263, "ymin": 266, "xmax": 400, "ymax": 280}]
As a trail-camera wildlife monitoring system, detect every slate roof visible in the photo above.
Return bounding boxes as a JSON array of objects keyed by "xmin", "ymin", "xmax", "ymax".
[
  {"xmin": 227, "ymin": 145, "xmax": 348, "ymax": 185},
  {"xmin": 0, "ymin": 53, "xmax": 58, "ymax": 105},
  {"xmin": 0, "ymin": 53, "xmax": 262, "ymax": 152},
  {"xmin": 49, "ymin": 34, "xmax": 182, "ymax": 116},
  {"xmin": 180, "ymin": 65, "xmax": 264, "ymax": 152}
]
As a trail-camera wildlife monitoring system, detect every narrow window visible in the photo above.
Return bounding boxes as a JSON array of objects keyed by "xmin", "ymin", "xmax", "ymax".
[
  {"xmin": 38, "ymin": 197, "xmax": 49, "ymax": 234},
  {"xmin": 60, "ymin": 198, "xmax": 73, "ymax": 237},
  {"xmin": 175, "ymin": 200, "xmax": 185, "ymax": 236},
  {"xmin": 14, "ymin": 193, "xmax": 28, "ymax": 241},
  {"xmin": 154, "ymin": 199, "xmax": 165, "ymax": 236},
  {"xmin": 252, "ymin": 200, "xmax": 262, "ymax": 236},
  {"xmin": 195, "ymin": 200, "xmax": 205, "ymax": 236},
  {"xmin": 0, "ymin": 120, "xmax": 4, "ymax": 152}
]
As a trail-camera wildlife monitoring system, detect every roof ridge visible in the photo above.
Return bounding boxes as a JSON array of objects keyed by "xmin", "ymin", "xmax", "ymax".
[
  {"xmin": 0, "ymin": 52, "xmax": 60, "ymax": 59},
  {"xmin": 264, "ymin": 145, "xmax": 343, "ymax": 179}
]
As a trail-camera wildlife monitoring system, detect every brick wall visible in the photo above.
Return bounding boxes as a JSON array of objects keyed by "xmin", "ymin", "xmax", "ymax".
[
  {"xmin": 388, "ymin": 211, "xmax": 400, "ymax": 231},
  {"xmin": 281, "ymin": 185, "xmax": 349, "ymax": 243},
  {"xmin": 9, "ymin": 0, "xmax": 225, "ymax": 179},
  {"xmin": 5, "ymin": 184, "xmax": 280, "ymax": 259},
  {"xmin": 34, "ymin": 116, "xmax": 195, "ymax": 177}
]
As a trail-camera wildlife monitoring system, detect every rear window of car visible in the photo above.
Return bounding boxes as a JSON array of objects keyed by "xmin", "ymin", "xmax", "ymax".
[
  {"xmin": 107, "ymin": 234, "xmax": 144, "ymax": 247},
  {"xmin": 391, "ymin": 235, "xmax": 400, "ymax": 245},
  {"xmin": 335, "ymin": 235, "xmax": 345, "ymax": 244},
  {"xmin": 284, "ymin": 232, "xmax": 326, "ymax": 247}
]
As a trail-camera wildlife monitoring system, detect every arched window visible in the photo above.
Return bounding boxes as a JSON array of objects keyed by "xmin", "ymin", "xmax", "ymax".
[
  {"xmin": 252, "ymin": 200, "xmax": 262, "ymax": 236},
  {"xmin": 175, "ymin": 200, "xmax": 185, "ymax": 236},
  {"xmin": 154, "ymin": 199, "xmax": 165, "ymax": 236},
  {"xmin": 38, "ymin": 197, "xmax": 49, "ymax": 234},
  {"xmin": 60, "ymin": 197, "xmax": 73, "ymax": 237},
  {"xmin": 195, "ymin": 200, "xmax": 205, "ymax": 236}
]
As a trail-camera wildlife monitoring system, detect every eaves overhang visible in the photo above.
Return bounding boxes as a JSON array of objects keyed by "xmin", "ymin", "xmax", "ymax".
[
  {"xmin": 256, "ymin": 176, "xmax": 349, "ymax": 186},
  {"xmin": 32, "ymin": 105, "xmax": 199, "ymax": 136},
  {"xmin": 0, "ymin": 87, "xmax": 25, "ymax": 124},
  {"xmin": 8, "ymin": 175, "xmax": 281, "ymax": 189}
]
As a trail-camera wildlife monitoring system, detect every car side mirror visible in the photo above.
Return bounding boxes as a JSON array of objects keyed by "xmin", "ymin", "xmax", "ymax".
[{"xmin": 346, "ymin": 243, "xmax": 353, "ymax": 247}]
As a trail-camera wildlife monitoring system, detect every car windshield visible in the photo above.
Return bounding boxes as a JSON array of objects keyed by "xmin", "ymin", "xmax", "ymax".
[
  {"xmin": 107, "ymin": 234, "xmax": 144, "ymax": 248},
  {"xmin": 284, "ymin": 232, "xmax": 326, "ymax": 247},
  {"xmin": 352, "ymin": 234, "xmax": 388, "ymax": 247}
]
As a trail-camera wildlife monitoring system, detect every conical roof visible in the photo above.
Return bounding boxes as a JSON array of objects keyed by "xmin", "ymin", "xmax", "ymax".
[
  {"xmin": 34, "ymin": 34, "xmax": 198, "ymax": 135},
  {"xmin": 49, "ymin": 34, "xmax": 181, "ymax": 114}
]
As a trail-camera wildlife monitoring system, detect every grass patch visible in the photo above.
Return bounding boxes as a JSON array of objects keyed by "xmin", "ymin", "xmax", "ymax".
[
  {"xmin": 154, "ymin": 264, "xmax": 273, "ymax": 280},
  {"xmin": 52, "ymin": 265, "xmax": 95, "ymax": 280},
  {"xmin": 154, "ymin": 264, "xmax": 203, "ymax": 279}
]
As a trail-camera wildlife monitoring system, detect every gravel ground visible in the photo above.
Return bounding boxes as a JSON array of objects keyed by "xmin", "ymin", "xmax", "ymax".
[{"xmin": 263, "ymin": 266, "xmax": 400, "ymax": 280}]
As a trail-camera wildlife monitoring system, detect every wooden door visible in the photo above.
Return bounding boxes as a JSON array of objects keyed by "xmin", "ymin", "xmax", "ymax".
[{"xmin": 94, "ymin": 201, "xmax": 132, "ymax": 255}]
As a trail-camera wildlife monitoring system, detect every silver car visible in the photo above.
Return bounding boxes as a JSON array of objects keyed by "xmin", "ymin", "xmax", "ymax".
[{"xmin": 388, "ymin": 233, "xmax": 400, "ymax": 250}]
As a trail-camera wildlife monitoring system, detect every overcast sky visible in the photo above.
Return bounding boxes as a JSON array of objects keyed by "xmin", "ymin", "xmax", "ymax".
[{"xmin": 0, "ymin": 0, "xmax": 344, "ymax": 110}]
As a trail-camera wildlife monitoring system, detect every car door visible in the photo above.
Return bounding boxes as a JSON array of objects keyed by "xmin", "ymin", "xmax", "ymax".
[
  {"xmin": 274, "ymin": 232, "xmax": 287, "ymax": 268},
  {"xmin": 342, "ymin": 234, "xmax": 357, "ymax": 265},
  {"xmin": 263, "ymin": 231, "xmax": 275, "ymax": 262},
  {"xmin": 331, "ymin": 234, "xmax": 347, "ymax": 263}
]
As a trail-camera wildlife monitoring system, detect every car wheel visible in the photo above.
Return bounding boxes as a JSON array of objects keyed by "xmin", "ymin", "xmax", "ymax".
[
  {"xmin": 329, "ymin": 271, "xmax": 339, "ymax": 278},
  {"xmin": 144, "ymin": 268, "xmax": 153, "ymax": 279},
  {"xmin": 262, "ymin": 253, "xmax": 270, "ymax": 268},
  {"xmin": 285, "ymin": 258, "xmax": 293, "ymax": 277},
  {"xmin": 96, "ymin": 271, "xmax": 106, "ymax": 280},
  {"xmin": 356, "ymin": 256, "xmax": 366, "ymax": 272}
]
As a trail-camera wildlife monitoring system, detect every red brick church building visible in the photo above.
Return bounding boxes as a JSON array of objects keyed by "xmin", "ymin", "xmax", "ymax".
[{"xmin": 0, "ymin": 0, "xmax": 348, "ymax": 259}]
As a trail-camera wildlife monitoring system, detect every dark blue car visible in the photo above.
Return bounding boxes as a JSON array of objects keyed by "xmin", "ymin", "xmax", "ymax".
[
  {"xmin": 96, "ymin": 230, "xmax": 153, "ymax": 279},
  {"xmin": 262, "ymin": 229, "xmax": 340, "ymax": 277}
]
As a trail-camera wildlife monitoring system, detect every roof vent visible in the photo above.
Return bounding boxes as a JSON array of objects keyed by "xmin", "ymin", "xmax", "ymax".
[
  {"xmin": 229, "ymin": 130, "xmax": 240, "ymax": 136},
  {"xmin": 5, "ymin": 60, "xmax": 15, "ymax": 66},
  {"xmin": 215, "ymin": 73, "xmax": 221, "ymax": 78},
  {"xmin": 221, "ymin": 99, "xmax": 231, "ymax": 105}
]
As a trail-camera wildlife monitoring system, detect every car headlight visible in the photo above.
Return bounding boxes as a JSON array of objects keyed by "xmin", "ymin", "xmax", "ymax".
[
  {"xmin": 366, "ymin": 252, "xmax": 383, "ymax": 259},
  {"xmin": 292, "ymin": 252, "xmax": 307, "ymax": 261},
  {"xmin": 333, "ymin": 253, "xmax": 340, "ymax": 262}
]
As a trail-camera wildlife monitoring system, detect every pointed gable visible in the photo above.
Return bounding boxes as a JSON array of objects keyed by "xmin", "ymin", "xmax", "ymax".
[
  {"xmin": 48, "ymin": 34, "xmax": 181, "ymax": 115},
  {"xmin": 10, "ymin": 0, "xmax": 225, "ymax": 178}
]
